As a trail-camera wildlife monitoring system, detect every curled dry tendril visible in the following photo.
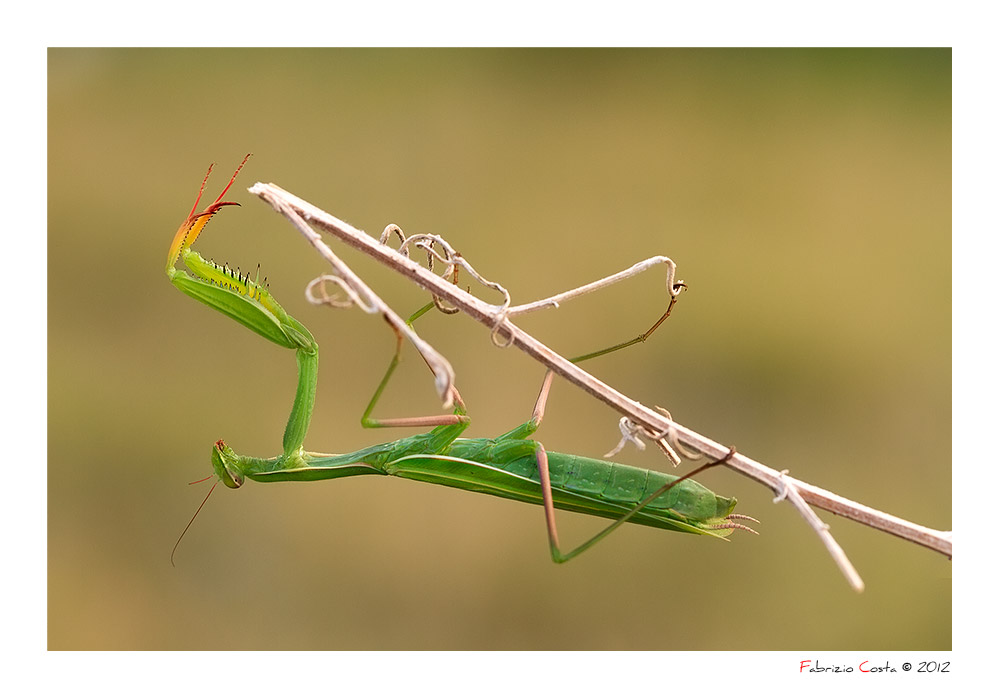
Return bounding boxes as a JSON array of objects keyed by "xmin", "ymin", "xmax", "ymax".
[{"xmin": 379, "ymin": 224, "xmax": 514, "ymax": 347}]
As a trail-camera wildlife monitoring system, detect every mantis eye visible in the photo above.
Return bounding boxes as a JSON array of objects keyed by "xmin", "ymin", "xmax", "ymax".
[{"xmin": 212, "ymin": 440, "xmax": 245, "ymax": 489}]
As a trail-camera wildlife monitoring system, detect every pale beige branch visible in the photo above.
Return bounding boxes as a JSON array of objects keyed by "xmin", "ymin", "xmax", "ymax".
[{"xmin": 249, "ymin": 181, "xmax": 953, "ymax": 592}]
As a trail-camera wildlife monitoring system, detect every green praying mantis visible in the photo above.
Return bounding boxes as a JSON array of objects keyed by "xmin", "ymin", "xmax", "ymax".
[{"xmin": 166, "ymin": 155, "xmax": 756, "ymax": 564}]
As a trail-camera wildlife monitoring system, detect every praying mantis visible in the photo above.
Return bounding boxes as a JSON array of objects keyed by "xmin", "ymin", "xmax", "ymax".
[{"xmin": 166, "ymin": 155, "xmax": 756, "ymax": 564}]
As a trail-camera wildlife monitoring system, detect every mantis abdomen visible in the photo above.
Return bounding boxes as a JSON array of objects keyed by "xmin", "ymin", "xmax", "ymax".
[{"xmin": 386, "ymin": 437, "xmax": 739, "ymax": 537}]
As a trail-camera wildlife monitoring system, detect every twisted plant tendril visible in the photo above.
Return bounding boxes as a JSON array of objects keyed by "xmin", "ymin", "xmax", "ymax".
[
  {"xmin": 305, "ymin": 274, "xmax": 377, "ymax": 311},
  {"xmin": 380, "ymin": 225, "xmax": 514, "ymax": 347}
]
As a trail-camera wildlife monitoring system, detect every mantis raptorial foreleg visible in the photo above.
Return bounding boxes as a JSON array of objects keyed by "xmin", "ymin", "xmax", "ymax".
[{"xmin": 166, "ymin": 155, "xmax": 319, "ymax": 478}]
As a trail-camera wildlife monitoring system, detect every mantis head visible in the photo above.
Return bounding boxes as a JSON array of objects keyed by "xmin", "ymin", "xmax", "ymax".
[
  {"xmin": 171, "ymin": 440, "xmax": 246, "ymax": 564},
  {"xmin": 212, "ymin": 440, "xmax": 245, "ymax": 489}
]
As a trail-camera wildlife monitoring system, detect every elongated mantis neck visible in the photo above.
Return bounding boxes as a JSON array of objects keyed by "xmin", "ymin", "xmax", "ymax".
[{"xmin": 214, "ymin": 438, "xmax": 395, "ymax": 487}]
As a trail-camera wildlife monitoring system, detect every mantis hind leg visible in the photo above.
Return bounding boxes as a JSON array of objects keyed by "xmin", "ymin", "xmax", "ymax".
[
  {"xmin": 539, "ymin": 446, "xmax": 738, "ymax": 563},
  {"xmin": 490, "ymin": 368, "xmax": 718, "ymax": 562}
]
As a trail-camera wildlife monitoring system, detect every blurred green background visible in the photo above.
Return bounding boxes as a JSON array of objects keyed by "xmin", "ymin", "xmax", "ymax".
[{"xmin": 49, "ymin": 48, "xmax": 950, "ymax": 650}]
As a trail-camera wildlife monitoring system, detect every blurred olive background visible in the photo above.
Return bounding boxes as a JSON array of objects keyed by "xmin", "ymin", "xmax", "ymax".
[{"xmin": 49, "ymin": 48, "xmax": 950, "ymax": 650}]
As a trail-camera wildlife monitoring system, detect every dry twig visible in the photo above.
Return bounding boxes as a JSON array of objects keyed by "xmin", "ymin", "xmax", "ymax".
[{"xmin": 249, "ymin": 181, "xmax": 953, "ymax": 592}]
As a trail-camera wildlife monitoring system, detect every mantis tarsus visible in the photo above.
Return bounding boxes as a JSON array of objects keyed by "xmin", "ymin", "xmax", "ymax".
[{"xmin": 166, "ymin": 156, "xmax": 756, "ymax": 564}]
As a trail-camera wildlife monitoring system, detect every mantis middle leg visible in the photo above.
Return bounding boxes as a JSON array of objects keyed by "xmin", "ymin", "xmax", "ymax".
[{"xmin": 359, "ymin": 303, "xmax": 470, "ymax": 453}]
